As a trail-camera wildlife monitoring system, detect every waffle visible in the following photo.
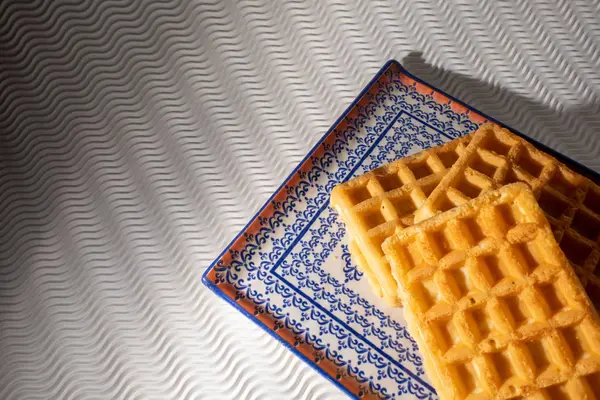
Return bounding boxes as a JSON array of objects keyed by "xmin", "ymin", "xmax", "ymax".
[
  {"xmin": 349, "ymin": 239, "xmax": 382, "ymax": 298},
  {"xmin": 383, "ymin": 183, "xmax": 600, "ymax": 400},
  {"xmin": 331, "ymin": 135, "xmax": 472, "ymax": 306},
  {"xmin": 413, "ymin": 123, "xmax": 600, "ymax": 308}
]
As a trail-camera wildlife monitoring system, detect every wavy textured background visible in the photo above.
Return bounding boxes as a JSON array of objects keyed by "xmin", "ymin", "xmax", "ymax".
[{"xmin": 0, "ymin": 0, "xmax": 599, "ymax": 399}]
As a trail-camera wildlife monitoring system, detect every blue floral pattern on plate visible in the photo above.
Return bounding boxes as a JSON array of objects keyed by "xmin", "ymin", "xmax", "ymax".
[{"xmin": 204, "ymin": 63, "xmax": 483, "ymax": 399}]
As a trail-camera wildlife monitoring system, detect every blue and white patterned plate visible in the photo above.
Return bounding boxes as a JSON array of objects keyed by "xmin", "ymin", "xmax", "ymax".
[{"xmin": 202, "ymin": 60, "xmax": 598, "ymax": 399}]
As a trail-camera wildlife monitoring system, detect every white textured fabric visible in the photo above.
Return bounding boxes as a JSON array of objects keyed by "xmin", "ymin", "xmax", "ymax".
[{"xmin": 0, "ymin": 0, "xmax": 599, "ymax": 399}]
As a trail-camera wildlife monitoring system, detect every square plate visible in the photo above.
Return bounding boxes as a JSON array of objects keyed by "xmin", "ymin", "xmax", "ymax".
[{"xmin": 202, "ymin": 60, "xmax": 600, "ymax": 399}]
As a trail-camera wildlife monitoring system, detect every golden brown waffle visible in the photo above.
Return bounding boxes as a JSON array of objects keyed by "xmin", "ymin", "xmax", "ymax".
[
  {"xmin": 331, "ymin": 135, "xmax": 472, "ymax": 306},
  {"xmin": 348, "ymin": 239, "xmax": 382, "ymax": 298},
  {"xmin": 414, "ymin": 123, "xmax": 600, "ymax": 308},
  {"xmin": 383, "ymin": 183, "xmax": 600, "ymax": 400}
]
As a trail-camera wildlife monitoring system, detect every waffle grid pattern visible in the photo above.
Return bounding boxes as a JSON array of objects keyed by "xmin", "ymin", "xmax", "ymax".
[
  {"xmin": 414, "ymin": 124, "xmax": 600, "ymax": 308},
  {"xmin": 331, "ymin": 135, "xmax": 472, "ymax": 305},
  {"xmin": 383, "ymin": 184, "xmax": 600, "ymax": 400}
]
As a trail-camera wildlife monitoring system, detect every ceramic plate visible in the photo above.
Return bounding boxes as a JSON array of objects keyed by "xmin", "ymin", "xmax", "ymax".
[{"xmin": 202, "ymin": 60, "xmax": 599, "ymax": 399}]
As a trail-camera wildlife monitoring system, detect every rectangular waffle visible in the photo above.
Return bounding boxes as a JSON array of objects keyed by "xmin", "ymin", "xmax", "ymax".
[
  {"xmin": 413, "ymin": 123, "xmax": 600, "ymax": 309},
  {"xmin": 383, "ymin": 183, "xmax": 600, "ymax": 400},
  {"xmin": 331, "ymin": 135, "xmax": 472, "ymax": 306}
]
